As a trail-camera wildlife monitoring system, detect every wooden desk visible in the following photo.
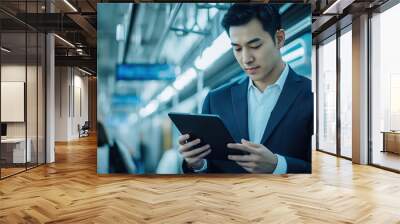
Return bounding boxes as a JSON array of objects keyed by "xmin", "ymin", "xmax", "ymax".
[
  {"xmin": 382, "ymin": 131, "xmax": 400, "ymax": 154},
  {"xmin": 1, "ymin": 138, "xmax": 31, "ymax": 163}
]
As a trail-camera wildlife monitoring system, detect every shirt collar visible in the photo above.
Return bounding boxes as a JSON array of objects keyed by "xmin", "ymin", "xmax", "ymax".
[{"xmin": 248, "ymin": 63, "xmax": 289, "ymax": 92}]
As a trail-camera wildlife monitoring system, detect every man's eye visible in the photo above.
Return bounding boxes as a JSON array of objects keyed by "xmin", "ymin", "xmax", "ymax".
[
  {"xmin": 234, "ymin": 48, "xmax": 242, "ymax": 52},
  {"xmin": 250, "ymin": 44, "xmax": 262, "ymax": 49}
]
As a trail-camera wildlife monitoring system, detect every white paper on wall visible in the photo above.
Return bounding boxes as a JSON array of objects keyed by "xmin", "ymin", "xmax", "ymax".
[{"xmin": 1, "ymin": 81, "xmax": 25, "ymax": 122}]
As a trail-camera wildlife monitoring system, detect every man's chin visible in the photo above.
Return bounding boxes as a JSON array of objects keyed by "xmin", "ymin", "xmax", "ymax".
[{"xmin": 247, "ymin": 73, "xmax": 262, "ymax": 82}]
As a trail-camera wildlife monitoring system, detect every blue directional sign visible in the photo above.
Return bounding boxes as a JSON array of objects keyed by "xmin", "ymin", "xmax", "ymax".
[{"xmin": 116, "ymin": 63, "xmax": 176, "ymax": 81}]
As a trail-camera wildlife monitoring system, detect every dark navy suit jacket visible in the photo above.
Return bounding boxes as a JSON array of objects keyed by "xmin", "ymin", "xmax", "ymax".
[{"xmin": 183, "ymin": 67, "xmax": 313, "ymax": 173}]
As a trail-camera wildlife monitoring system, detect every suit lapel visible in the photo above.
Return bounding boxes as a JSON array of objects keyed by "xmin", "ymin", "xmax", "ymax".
[
  {"xmin": 260, "ymin": 68, "xmax": 303, "ymax": 144},
  {"xmin": 231, "ymin": 77, "xmax": 249, "ymax": 142}
]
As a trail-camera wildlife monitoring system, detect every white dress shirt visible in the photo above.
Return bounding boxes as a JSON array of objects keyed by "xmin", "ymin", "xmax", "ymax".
[
  {"xmin": 247, "ymin": 63, "xmax": 289, "ymax": 174},
  {"xmin": 194, "ymin": 64, "xmax": 289, "ymax": 173}
]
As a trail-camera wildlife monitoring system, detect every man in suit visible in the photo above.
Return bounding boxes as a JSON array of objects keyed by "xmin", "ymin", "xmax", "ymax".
[{"xmin": 178, "ymin": 4, "xmax": 313, "ymax": 173}]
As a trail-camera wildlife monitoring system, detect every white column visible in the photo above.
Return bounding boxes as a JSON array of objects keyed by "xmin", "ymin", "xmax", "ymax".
[
  {"xmin": 45, "ymin": 1, "xmax": 56, "ymax": 163},
  {"xmin": 46, "ymin": 32, "xmax": 55, "ymax": 163},
  {"xmin": 352, "ymin": 14, "xmax": 369, "ymax": 164}
]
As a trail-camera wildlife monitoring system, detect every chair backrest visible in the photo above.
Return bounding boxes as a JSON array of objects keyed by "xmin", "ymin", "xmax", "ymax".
[{"xmin": 83, "ymin": 121, "xmax": 90, "ymax": 129}]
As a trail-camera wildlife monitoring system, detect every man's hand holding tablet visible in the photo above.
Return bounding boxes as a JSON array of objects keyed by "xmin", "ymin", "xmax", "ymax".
[
  {"xmin": 178, "ymin": 134, "xmax": 211, "ymax": 170},
  {"xmin": 169, "ymin": 112, "xmax": 245, "ymax": 171}
]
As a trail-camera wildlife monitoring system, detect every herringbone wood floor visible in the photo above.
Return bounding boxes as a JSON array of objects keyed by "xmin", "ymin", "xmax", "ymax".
[{"xmin": 1, "ymin": 135, "xmax": 400, "ymax": 224}]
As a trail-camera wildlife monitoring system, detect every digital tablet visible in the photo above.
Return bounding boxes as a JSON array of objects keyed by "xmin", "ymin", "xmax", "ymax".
[{"xmin": 168, "ymin": 112, "xmax": 244, "ymax": 160}]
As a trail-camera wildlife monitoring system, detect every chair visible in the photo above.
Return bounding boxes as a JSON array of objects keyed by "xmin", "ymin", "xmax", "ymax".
[{"xmin": 78, "ymin": 121, "xmax": 90, "ymax": 138}]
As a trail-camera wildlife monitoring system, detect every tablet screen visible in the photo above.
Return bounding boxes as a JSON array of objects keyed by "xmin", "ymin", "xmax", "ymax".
[{"xmin": 169, "ymin": 112, "xmax": 244, "ymax": 160}]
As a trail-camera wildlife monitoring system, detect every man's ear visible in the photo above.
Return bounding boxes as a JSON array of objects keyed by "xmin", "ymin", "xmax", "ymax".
[{"xmin": 275, "ymin": 29, "xmax": 285, "ymax": 48}]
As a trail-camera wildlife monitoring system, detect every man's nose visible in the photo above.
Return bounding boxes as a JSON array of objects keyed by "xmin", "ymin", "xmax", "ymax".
[{"xmin": 242, "ymin": 50, "xmax": 254, "ymax": 65}]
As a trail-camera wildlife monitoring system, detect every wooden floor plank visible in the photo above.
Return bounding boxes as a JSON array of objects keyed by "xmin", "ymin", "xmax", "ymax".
[{"xmin": 0, "ymin": 135, "xmax": 400, "ymax": 223}]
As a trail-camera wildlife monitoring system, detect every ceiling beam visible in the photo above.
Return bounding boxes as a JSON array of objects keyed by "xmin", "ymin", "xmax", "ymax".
[
  {"xmin": 55, "ymin": 55, "xmax": 96, "ymax": 71},
  {"xmin": 67, "ymin": 13, "xmax": 97, "ymax": 39}
]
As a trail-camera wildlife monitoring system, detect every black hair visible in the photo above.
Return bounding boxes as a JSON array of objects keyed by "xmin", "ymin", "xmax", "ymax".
[{"xmin": 221, "ymin": 4, "xmax": 281, "ymax": 42}]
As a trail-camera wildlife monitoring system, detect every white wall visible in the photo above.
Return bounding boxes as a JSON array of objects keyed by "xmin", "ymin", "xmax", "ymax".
[
  {"xmin": 73, "ymin": 73, "xmax": 89, "ymax": 137},
  {"xmin": 55, "ymin": 67, "xmax": 69, "ymax": 141},
  {"xmin": 55, "ymin": 67, "xmax": 89, "ymax": 141},
  {"xmin": 1, "ymin": 65, "xmax": 26, "ymax": 81}
]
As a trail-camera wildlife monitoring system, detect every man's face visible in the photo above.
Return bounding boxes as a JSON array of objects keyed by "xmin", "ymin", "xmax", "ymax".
[{"xmin": 229, "ymin": 18, "xmax": 283, "ymax": 82}]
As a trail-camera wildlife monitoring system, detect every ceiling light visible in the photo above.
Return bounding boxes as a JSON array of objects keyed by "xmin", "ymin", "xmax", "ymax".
[
  {"xmin": 282, "ymin": 47, "xmax": 305, "ymax": 63},
  {"xmin": 322, "ymin": 0, "xmax": 353, "ymax": 15},
  {"xmin": 281, "ymin": 37, "xmax": 306, "ymax": 63},
  {"xmin": 78, "ymin": 67, "xmax": 92, "ymax": 76},
  {"xmin": 173, "ymin": 68, "xmax": 197, "ymax": 91},
  {"xmin": 63, "ymin": 0, "xmax": 78, "ymax": 12},
  {"xmin": 279, "ymin": 3, "xmax": 293, "ymax": 15},
  {"xmin": 285, "ymin": 16, "xmax": 311, "ymax": 40},
  {"xmin": 139, "ymin": 100, "xmax": 159, "ymax": 118},
  {"xmin": 157, "ymin": 86, "xmax": 177, "ymax": 103},
  {"xmin": 1, "ymin": 47, "xmax": 11, "ymax": 53},
  {"xmin": 323, "ymin": 0, "xmax": 341, "ymax": 14},
  {"xmin": 54, "ymin": 34, "xmax": 75, "ymax": 48},
  {"xmin": 194, "ymin": 32, "xmax": 231, "ymax": 70}
]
